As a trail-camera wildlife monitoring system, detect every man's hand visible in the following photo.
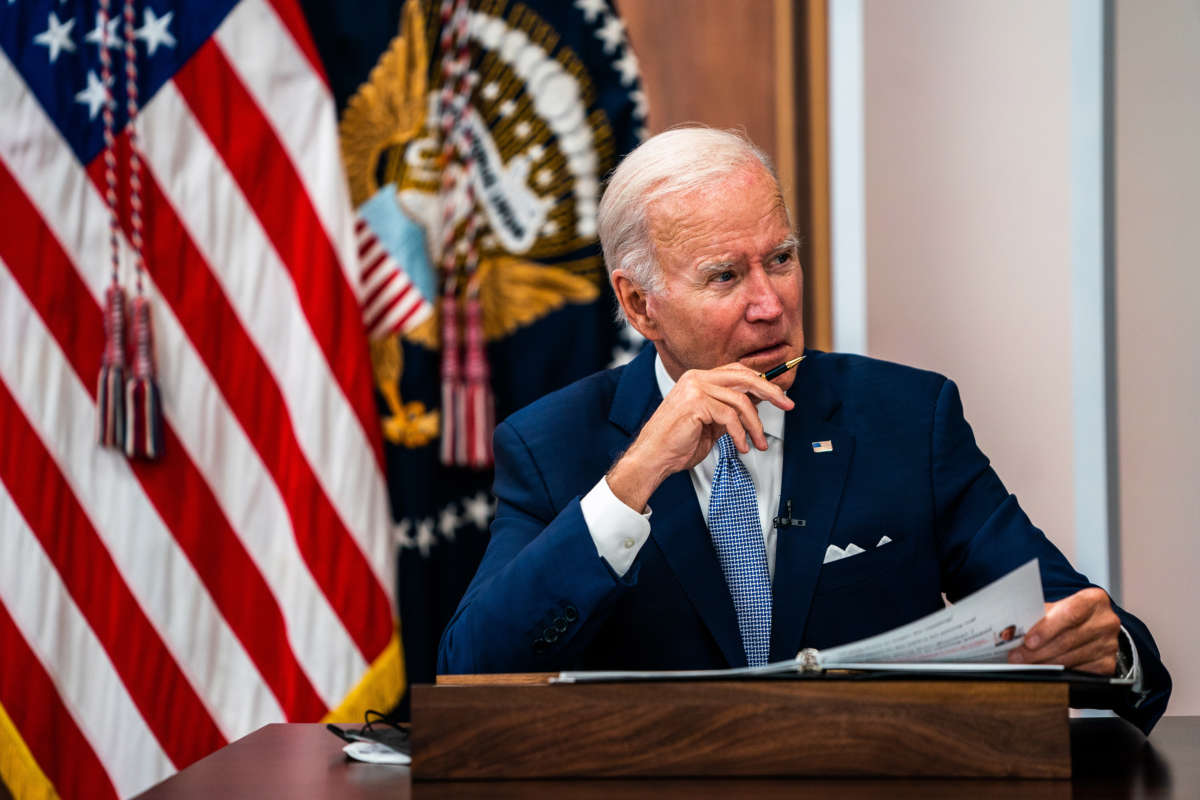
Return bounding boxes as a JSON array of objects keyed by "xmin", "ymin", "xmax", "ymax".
[
  {"xmin": 1007, "ymin": 587, "xmax": 1121, "ymax": 674},
  {"xmin": 606, "ymin": 363, "xmax": 794, "ymax": 513}
]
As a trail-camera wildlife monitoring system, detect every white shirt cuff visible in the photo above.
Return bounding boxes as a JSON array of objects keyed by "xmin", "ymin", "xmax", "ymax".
[
  {"xmin": 1118, "ymin": 625, "xmax": 1144, "ymax": 694},
  {"xmin": 580, "ymin": 477, "xmax": 652, "ymax": 578}
]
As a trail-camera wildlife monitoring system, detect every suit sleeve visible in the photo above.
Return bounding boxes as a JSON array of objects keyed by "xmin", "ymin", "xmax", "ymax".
[
  {"xmin": 929, "ymin": 378, "xmax": 1171, "ymax": 734},
  {"xmin": 437, "ymin": 419, "xmax": 636, "ymax": 674}
]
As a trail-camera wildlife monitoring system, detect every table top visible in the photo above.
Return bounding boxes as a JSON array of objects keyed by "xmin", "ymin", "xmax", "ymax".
[{"xmin": 134, "ymin": 715, "xmax": 1199, "ymax": 799}]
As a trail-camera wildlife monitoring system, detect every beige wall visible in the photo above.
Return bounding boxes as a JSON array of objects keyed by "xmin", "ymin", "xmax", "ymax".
[
  {"xmin": 862, "ymin": 0, "xmax": 1077, "ymax": 564},
  {"xmin": 861, "ymin": 0, "xmax": 1198, "ymax": 715},
  {"xmin": 1114, "ymin": 0, "xmax": 1200, "ymax": 716}
]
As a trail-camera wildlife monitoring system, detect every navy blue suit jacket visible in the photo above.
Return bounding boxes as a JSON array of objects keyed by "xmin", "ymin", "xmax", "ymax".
[{"xmin": 439, "ymin": 346, "xmax": 1170, "ymax": 733}]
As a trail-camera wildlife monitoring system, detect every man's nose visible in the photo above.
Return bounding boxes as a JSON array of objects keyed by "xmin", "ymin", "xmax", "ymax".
[{"xmin": 744, "ymin": 265, "xmax": 784, "ymax": 321}]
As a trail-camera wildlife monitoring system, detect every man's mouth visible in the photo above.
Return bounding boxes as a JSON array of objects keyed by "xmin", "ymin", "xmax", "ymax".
[{"xmin": 741, "ymin": 342, "xmax": 789, "ymax": 361}]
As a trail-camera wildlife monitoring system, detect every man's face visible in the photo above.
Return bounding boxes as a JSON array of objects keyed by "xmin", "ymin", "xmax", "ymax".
[{"xmin": 635, "ymin": 164, "xmax": 805, "ymax": 390}]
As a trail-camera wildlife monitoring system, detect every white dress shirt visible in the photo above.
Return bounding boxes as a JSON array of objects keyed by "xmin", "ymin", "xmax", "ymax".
[{"xmin": 580, "ymin": 354, "xmax": 785, "ymax": 579}]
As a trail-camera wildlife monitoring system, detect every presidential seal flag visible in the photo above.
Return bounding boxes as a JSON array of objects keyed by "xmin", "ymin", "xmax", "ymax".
[
  {"xmin": 320, "ymin": 0, "xmax": 647, "ymax": 693},
  {"xmin": 0, "ymin": 1, "xmax": 400, "ymax": 797}
]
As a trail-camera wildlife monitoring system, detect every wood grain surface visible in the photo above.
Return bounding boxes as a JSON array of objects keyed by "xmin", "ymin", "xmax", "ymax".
[
  {"xmin": 131, "ymin": 717, "xmax": 1199, "ymax": 798},
  {"xmin": 410, "ymin": 679, "xmax": 1070, "ymax": 779}
]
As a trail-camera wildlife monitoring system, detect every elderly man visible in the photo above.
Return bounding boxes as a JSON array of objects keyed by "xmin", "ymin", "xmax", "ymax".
[{"xmin": 437, "ymin": 127, "xmax": 1170, "ymax": 733}]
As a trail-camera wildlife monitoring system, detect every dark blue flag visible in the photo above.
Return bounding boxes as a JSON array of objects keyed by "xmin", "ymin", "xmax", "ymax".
[{"xmin": 300, "ymin": 0, "xmax": 648, "ymax": 702}]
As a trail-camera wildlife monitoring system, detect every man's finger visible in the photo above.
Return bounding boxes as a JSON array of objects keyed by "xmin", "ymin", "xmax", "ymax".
[
  {"xmin": 1023, "ymin": 588, "xmax": 1110, "ymax": 650},
  {"xmin": 708, "ymin": 385, "xmax": 768, "ymax": 450},
  {"xmin": 707, "ymin": 403, "xmax": 751, "ymax": 454},
  {"xmin": 1012, "ymin": 634, "xmax": 1116, "ymax": 667},
  {"xmin": 712, "ymin": 363, "xmax": 795, "ymax": 409}
]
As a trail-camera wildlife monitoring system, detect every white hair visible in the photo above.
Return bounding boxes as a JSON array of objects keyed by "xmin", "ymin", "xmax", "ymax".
[{"xmin": 597, "ymin": 126, "xmax": 782, "ymax": 321}]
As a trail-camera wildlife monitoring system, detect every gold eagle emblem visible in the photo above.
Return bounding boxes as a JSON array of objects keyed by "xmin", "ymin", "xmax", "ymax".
[{"xmin": 339, "ymin": 0, "xmax": 607, "ymax": 448}]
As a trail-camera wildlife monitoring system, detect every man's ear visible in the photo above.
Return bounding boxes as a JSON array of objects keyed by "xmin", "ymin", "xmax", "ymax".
[{"xmin": 611, "ymin": 270, "xmax": 658, "ymax": 341}]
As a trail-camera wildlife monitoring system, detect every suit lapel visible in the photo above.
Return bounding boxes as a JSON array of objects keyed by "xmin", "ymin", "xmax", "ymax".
[
  {"xmin": 650, "ymin": 471, "xmax": 747, "ymax": 667},
  {"xmin": 769, "ymin": 355, "xmax": 855, "ymax": 661},
  {"xmin": 609, "ymin": 344, "xmax": 746, "ymax": 668}
]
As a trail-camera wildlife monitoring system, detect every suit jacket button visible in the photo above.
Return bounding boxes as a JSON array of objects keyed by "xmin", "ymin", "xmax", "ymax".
[
  {"xmin": 553, "ymin": 617, "xmax": 567, "ymax": 633},
  {"xmin": 542, "ymin": 627, "xmax": 559, "ymax": 643},
  {"xmin": 564, "ymin": 605, "xmax": 579, "ymax": 622}
]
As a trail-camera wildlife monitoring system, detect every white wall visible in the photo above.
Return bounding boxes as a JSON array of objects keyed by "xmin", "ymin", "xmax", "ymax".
[
  {"xmin": 861, "ymin": 0, "xmax": 1077, "ymax": 563},
  {"xmin": 1114, "ymin": 0, "xmax": 1200, "ymax": 717},
  {"xmin": 856, "ymin": 0, "xmax": 1198, "ymax": 716}
]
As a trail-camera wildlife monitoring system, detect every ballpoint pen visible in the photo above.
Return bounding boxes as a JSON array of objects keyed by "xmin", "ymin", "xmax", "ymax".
[{"xmin": 759, "ymin": 355, "xmax": 805, "ymax": 381}]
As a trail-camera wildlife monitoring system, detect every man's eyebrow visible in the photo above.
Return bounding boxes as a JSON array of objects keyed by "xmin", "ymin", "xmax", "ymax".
[
  {"xmin": 695, "ymin": 259, "xmax": 737, "ymax": 276},
  {"xmin": 694, "ymin": 237, "xmax": 801, "ymax": 276},
  {"xmin": 769, "ymin": 236, "xmax": 800, "ymax": 254}
]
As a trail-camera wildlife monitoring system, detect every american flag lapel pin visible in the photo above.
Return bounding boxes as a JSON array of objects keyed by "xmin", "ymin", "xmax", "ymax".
[{"xmin": 812, "ymin": 440, "xmax": 833, "ymax": 453}]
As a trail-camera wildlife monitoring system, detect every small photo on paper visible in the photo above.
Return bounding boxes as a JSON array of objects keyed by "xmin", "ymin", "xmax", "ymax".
[{"xmin": 993, "ymin": 624, "xmax": 1024, "ymax": 646}]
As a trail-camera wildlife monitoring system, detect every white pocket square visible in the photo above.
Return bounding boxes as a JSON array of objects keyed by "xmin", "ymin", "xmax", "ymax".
[{"xmin": 823, "ymin": 543, "xmax": 865, "ymax": 564}]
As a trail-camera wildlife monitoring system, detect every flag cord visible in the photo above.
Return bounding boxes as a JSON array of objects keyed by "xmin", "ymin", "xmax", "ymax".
[
  {"xmin": 436, "ymin": 0, "xmax": 494, "ymax": 469},
  {"xmin": 96, "ymin": 0, "xmax": 164, "ymax": 460}
]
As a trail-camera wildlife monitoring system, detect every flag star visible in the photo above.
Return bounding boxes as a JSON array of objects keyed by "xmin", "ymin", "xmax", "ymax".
[
  {"xmin": 614, "ymin": 48, "xmax": 640, "ymax": 86},
  {"xmin": 481, "ymin": 81, "xmax": 500, "ymax": 101},
  {"xmin": 34, "ymin": 12, "xmax": 76, "ymax": 63},
  {"xmin": 438, "ymin": 504, "xmax": 459, "ymax": 539},
  {"xmin": 513, "ymin": 120, "xmax": 532, "ymax": 139},
  {"xmin": 85, "ymin": 12, "xmax": 123, "ymax": 51},
  {"xmin": 631, "ymin": 89, "xmax": 648, "ymax": 119},
  {"xmin": 497, "ymin": 98, "xmax": 517, "ymax": 118},
  {"xmin": 536, "ymin": 168, "xmax": 554, "ymax": 187},
  {"xmin": 528, "ymin": 143, "xmax": 545, "ymax": 161},
  {"xmin": 75, "ymin": 70, "xmax": 110, "ymax": 120},
  {"xmin": 135, "ymin": 8, "xmax": 176, "ymax": 56},
  {"xmin": 415, "ymin": 517, "xmax": 437, "ymax": 557},
  {"xmin": 574, "ymin": 0, "xmax": 607, "ymax": 24},
  {"xmin": 393, "ymin": 518, "xmax": 415, "ymax": 548},
  {"xmin": 595, "ymin": 14, "xmax": 626, "ymax": 54},
  {"xmin": 542, "ymin": 220, "xmax": 559, "ymax": 236},
  {"xmin": 462, "ymin": 492, "xmax": 493, "ymax": 530}
]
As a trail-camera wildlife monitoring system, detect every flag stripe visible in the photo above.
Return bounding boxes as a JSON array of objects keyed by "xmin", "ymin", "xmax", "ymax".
[
  {"xmin": 139, "ymin": 80, "xmax": 394, "ymax": 604},
  {"xmin": 0, "ymin": 238, "xmax": 285, "ymax": 740},
  {"xmin": 262, "ymin": 0, "xmax": 330, "ymax": 93},
  {"xmin": 0, "ymin": 60, "xmax": 369, "ymax": 711},
  {"xmin": 366, "ymin": 283, "xmax": 415, "ymax": 334},
  {"xmin": 0, "ymin": 158, "xmax": 331, "ymax": 725},
  {"xmin": 216, "ymin": 0, "xmax": 362, "ymax": 305},
  {"xmin": 362, "ymin": 253, "xmax": 399, "ymax": 297},
  {"xmin": 376, "ymin": 297, "xmax": 434, "ymax": 340},
  {"xmin": 366, "ymin": 286, "xmax": 414, "ymax": 332},
  {"xmin": 0, "ymin": 477, "xmax": 172, "ymax": 799},
  {"xmin": 0, "ymin": 368, "xmax": 226, "ymax": 769},
  {"xmin": 173, "ymin": 38, "xmax": 383, "ymax": 469},
  {"xmin": 363, "ymin": 272, "xmax": 404, "ymax": 315},
  {"xmin": 361, "ymin": 249, "xmax": 390, "ymax": 285},
  {"xmin": 0, "ymin": 598, "xmax": 119, "ymax": 800},
  {"xmin": 374, "ymin": 294, "xmax": 433, "ymax": 339},
  {"xmin": 92, "ymin": 112, "xmax": 391, "ymax": 660}
]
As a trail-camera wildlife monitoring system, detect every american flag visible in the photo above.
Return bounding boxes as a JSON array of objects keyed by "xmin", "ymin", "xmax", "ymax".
[{"xmin": 0, "ymin": 1, "xmax": 399, "ymax": 798}]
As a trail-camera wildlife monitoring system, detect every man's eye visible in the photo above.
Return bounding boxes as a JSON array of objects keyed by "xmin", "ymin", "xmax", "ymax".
[
  {"xmin": 712, "ymin": 270, "xmax": 735, "ymax": 283},
  {"xmin": 772, "ymin": 251, "xmax": 793, "ymax": 266}
]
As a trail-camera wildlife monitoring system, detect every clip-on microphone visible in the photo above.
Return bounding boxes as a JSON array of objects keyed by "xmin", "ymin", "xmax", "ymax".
[{"xmin": 773, "ymin": 500, "xmax": 806, "ymax": 529}]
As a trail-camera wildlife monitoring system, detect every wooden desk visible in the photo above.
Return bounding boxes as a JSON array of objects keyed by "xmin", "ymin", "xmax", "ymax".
[{"xmin": 134, "ymin": 716, "xmax": 1198, "ymax": 799}]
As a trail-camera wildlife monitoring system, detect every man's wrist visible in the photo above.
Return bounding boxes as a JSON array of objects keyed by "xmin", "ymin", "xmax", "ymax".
[{"xmin": 606, "ymin": 442, "xmax": 669, "ymax": 513}]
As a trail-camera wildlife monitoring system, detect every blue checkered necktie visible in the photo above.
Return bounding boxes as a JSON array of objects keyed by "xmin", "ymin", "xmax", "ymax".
[{"xmin": 707, "ymin": 433, "xmax": 772, "ymax": 667}]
